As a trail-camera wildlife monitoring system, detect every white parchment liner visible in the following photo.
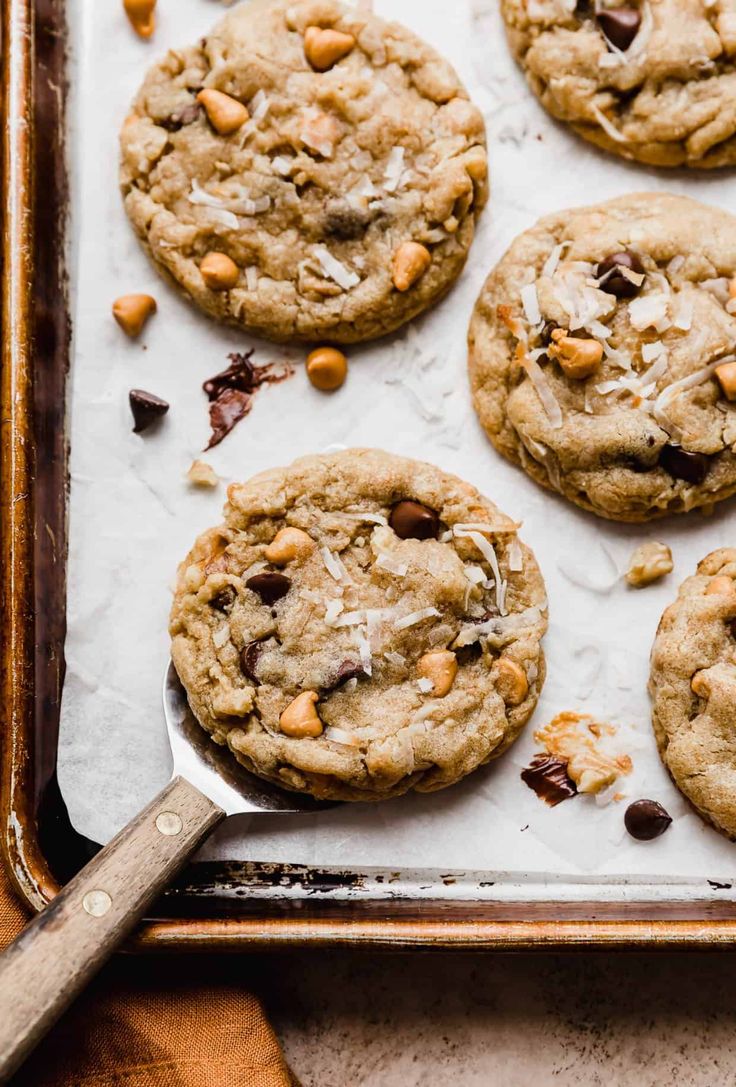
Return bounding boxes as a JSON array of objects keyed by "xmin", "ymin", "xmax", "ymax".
[{"xmin": 58, "ymin": 0, "xmax": 736, "ymax": 887}]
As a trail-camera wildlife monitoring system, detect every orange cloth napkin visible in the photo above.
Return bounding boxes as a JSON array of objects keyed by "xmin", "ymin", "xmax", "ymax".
[{"xmin": 0, "ymin": 862, "xmax": 297, "ymax": 1086}]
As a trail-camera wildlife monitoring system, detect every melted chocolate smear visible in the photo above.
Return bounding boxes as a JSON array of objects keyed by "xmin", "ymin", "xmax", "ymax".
[
  {"xmin": 203, "ymin": 351, "xmax": 293, "ymax": 449},
  {"xmin": 521, "ymin": 754, "xmax": 578, "ymax": 807}
]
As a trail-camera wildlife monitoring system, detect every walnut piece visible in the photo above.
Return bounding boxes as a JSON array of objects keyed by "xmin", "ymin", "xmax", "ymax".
[{"xmin": 625, "ymin": 541, "xmax": 673, "ymax": 588}]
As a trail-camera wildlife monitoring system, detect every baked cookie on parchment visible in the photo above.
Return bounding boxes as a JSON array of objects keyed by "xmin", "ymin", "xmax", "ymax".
[
  {"xmin": 650, "ymin": 549, "xmax": 736, "ymax": 838},
  {"xmin": 468, "ymin": 192, "xmax": 736, "ymax": 522},
  {"xmin": 501, "ymin": 0, "xmax": 736, "ymax": 168},
  {"xmin": 120, "ymin": 0, "xmax": 488, "ymax": 344},
  {"xmin": 169, "ymin": 449, "xmax": 547, "ymax": 802}
]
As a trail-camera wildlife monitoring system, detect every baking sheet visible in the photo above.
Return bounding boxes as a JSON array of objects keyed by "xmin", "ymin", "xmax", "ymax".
[{"xmin": 58, "ymin": 0, "xmax": 736, "ymax": 889}]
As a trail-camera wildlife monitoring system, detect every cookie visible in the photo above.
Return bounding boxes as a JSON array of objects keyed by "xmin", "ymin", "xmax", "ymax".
[
  {"xmin": 120, "ymin": 0, "xmax": 488, "ymax": 344},
  {"xmin": 468, "ymin": 193, "xmax": 736, "ymax": 523},
  {"xmin": 649, "ymin": 549, "xmax": 736, "ymax": 838},
  {"xmin": 169, "ymin": 449, "xmax": 548, "ymax": 802},
  {"xmin": 501, "ymin": 0, "xmax": 736, "ymax": 168}
]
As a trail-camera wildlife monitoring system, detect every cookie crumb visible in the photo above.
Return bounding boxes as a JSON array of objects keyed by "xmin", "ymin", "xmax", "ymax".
[{"xmin": 187, "ymin": 460, "xmax": 219, "ymax": 488}]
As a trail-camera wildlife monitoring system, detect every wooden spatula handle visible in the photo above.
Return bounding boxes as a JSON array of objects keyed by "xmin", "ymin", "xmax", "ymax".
[{"xmin": 0, "ymin": 775, "xmax": 224, "ymax": 1083}]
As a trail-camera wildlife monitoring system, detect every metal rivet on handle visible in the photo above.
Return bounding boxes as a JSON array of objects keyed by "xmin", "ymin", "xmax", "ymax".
[
  {"xmin": 82, "ymin": 890, "xmax": 112, "ymax": 917},
  {"xmin": 156, "ymin": 811, "xmax": 183, "ymax": 836}
]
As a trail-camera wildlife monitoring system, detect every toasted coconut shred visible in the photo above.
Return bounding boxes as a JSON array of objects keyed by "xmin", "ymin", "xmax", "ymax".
[{"xmin": 312, "ymin": 245, "xmax": 360, "ymax": 290}]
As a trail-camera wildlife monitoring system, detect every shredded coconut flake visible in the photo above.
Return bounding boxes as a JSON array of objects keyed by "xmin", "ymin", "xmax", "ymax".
[
  {"xmin": 455, "ymin": 529, "xmax": 507, "ymax": 615},
  {"xmin": 452, "ymin": 605, "xmax": 545, "ymax": 649},
  {"xmin": 383, "ymin": 146, "xmax": 406, "ymax": 192},
  {"xmin": 384, "ymin": 650, "xmax": 407, "ymax": 667},
  {"xmin": 245, "ymin": 265, "xmax": 259, "ymax": 291},
  {"xmin": 313, "ymin": 245, "xmax": 360, "ymax": 290},
  {"xmin": 557, "ymin": 543, "xmax": 620, "ymax": 594},
  {"xmin": 520, "ymin": 282, "xmax": 541, "ymax": 327},
  {"xmin": 321, "ymin": 546, "xmax": 345, "ymax": 581},
  {"xmin": 376, "ymin": 553, "xmax": 408, "ymax": 577},
  {"xmin": 590, "ymin": 104, "xmax": 628, "ymax": 143},
  {"xmin": 453, "ymin": 520, "xmax": 519, "ymax": 535},
  {"xmin": 342, "ymin": 510, "xmax": 388, "ymax": 526},
  {"xmin": 395, "ymin": 607, "xmax": 441, "ymax": 630},
  {"xmin": 272, "ymin": 155, "xmax": 293, "ymax": 176},
  {"xmin": 672, "ymin": 294, "xmax": 694, "ymax": 331},
  {"xmin": 323, "ymin": 599, "xmax": 345, "ymax": 627},
  {"xmin": 507, "ymin": 538, "xmax": 524, "ymax": 573},
  {"xmin": 541, "ymin": 240, "xmax": 570, "ymax": 279},
  {"xmin": 464, "ymin": 565, "xmax": 487, "ymax": 586},
  {"xmin": 333, "ymin": 609, "xmax": 368, "ymax": 627},
  {"xmin": 324, "ymin": 726, "xmax": 363, "ymax": 748},
  {"xmin": 354, "ymin": 626, "xmax": 373, "ymax": 676},
  {"xmin": 212, "ymin": 624, "xmax": 230, "ymax": 649},
  {"xmin": 518, "ymin": 353, "xmax": 563, "ymax": 428},
  {"xmin": 250, "ymin": 89, "xmax": 270, "ymax": 122},
  {"xmin": 416, "ymin": 677, "xmax": 434, "ymax": 694},
  {"xmin": 653, "ymin": 357, "xmax": 731, "ymax": 433}
]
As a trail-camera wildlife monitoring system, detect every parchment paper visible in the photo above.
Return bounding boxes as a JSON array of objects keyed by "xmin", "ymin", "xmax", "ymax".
[{"xmin": 58, "ymin": 0, "xmax": 736, "ymax": 887}]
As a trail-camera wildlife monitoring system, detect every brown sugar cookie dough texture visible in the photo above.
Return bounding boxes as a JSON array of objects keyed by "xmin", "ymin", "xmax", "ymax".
[
  {"xmin": 169, "ymin": 449, "xmax": 548, "ymax": 802},
  {"xmin": 468, "ymin": 193, "xmax": 736, "ymax": 522},
  {"xmin": 120, "ymin": 0, "xmax": 488, "ymax": 344},
  {"xmin": 502, "ymin": 0, "xmax": 736, "ymax": 168},
  {"xmin": 650, "ymin": 549, "xmax": 736, "ymax": 838}
]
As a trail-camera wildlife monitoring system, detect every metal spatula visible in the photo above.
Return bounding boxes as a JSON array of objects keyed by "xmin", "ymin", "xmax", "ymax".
[{"xmin": 0, "ymin": 661, "xmax": 328, "ymax": 1082}]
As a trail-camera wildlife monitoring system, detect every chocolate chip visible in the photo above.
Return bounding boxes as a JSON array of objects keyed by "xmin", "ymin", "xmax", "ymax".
[
  {"xmin": 539, "ymin": 321, "xmax": 557, "ymax": 346},
  {"xmin": 659, "ymin": 444, "xmax": 710, "ymax": 485},
  {"xmin": 160, "ymin": 101, "xmax": 201, "ymax": 131},
  {"xmin": 624, "ymin": 799, "xmax": 672, "ymax": 841},
  {"xmin": 246, "ymin": 572, "xmax": 291, "ymax": 605},
  {"xmin": 322, "ymin": 660, "xmax": 368, "ymax": 693},
  {"xmin": 456, "ymin": 641, "xmax": 483, "ymax": 666},
  {"xmin": 209, "ymin": 586, "xmax": 236, "ymax": 613},
  {"xmin": 596, "ymin": 7, "xmax": 641, "ymax": 51},
  {"xmin": 323, "ymin": 199, "xmax": 372, "ymax": 240},
  {"xmin": 521, "ymin": 754, "xmax": 578, "ymax": 807},
  {"xmin": 389, "ymin": 500, "xmax": 439, "ymax": 540},
  {"xmin": 240, "ymin": 640, "xmax": 264, "ymax": 683},
  {"xmin": 595, "ymin": 250, "xmax": 645, "ymax": 298},
  {"xmin": 129, "ymin": 389, "xmax": 169, "ymax": 433}
]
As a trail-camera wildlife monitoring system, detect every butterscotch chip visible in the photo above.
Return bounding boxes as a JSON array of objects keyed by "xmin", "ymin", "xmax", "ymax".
[
  {"xmin": 120, "ymin": 0, "xmax": 488, "ymax": 344},
  {"xmin": 169, "ymin": 449, "xmax": 547, "ymax": 802},
  {"xmin": 650, "ymin": 549, "xmax": 736, "ymax": 838}
]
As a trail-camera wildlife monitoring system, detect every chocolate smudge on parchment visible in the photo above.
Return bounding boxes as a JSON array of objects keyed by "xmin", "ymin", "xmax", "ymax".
[
  {"xmin": 203, "ymin": 350, "xmax": 294, "ymax": 449},
  {"xmin": 521, "ymin": 754, "xmax": 578, "ymax": 807}
]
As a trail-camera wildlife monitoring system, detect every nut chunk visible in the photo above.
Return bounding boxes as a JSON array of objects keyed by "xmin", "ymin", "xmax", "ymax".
[{"xmin": 625, "ymin": 541, "xmax": 673, "ymax": 588}]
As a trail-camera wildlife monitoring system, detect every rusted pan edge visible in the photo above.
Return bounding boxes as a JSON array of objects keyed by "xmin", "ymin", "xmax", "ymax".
[
  {"xmin": 127, "ymin": 916, "xmax": 736, "ymax": 952},
  {"xmin": 1, "ymin": 0, "xmax": 61, "ymax": 914}
]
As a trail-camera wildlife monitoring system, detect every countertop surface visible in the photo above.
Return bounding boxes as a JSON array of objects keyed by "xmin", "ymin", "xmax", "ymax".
[{"xmin": 255, "ymin": 949, "xmax": 736, "ymax": 1085}]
